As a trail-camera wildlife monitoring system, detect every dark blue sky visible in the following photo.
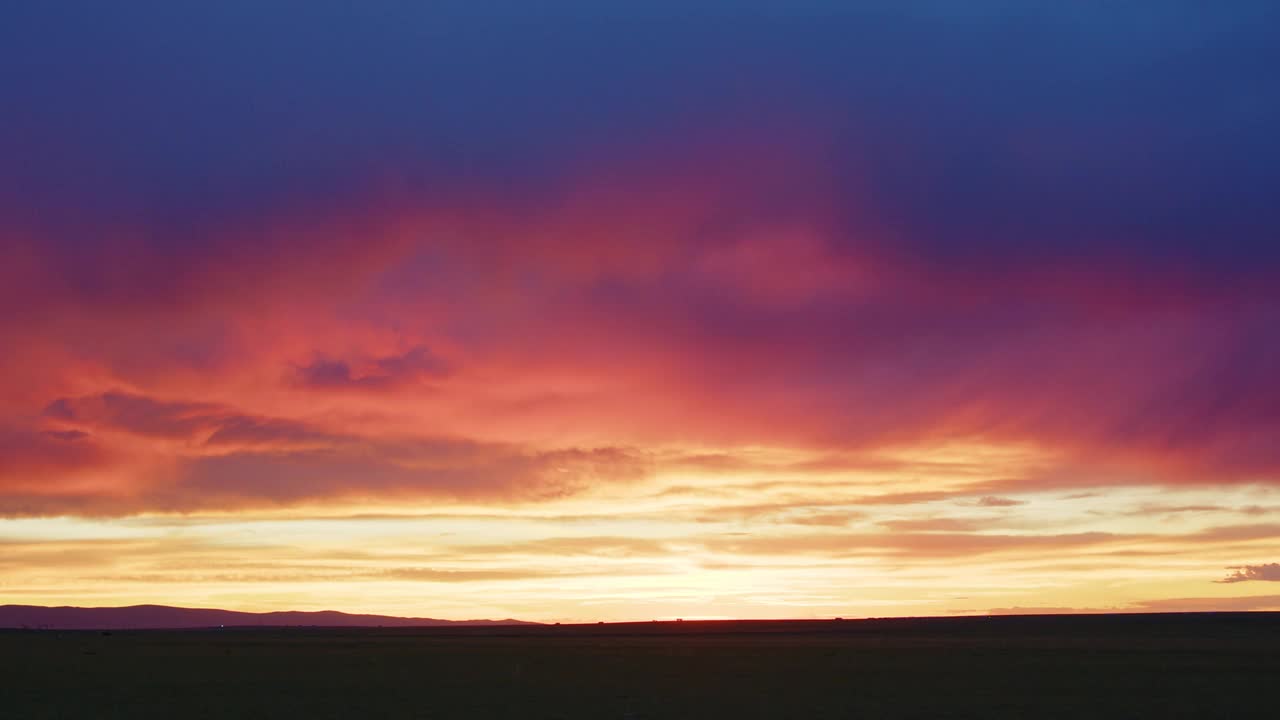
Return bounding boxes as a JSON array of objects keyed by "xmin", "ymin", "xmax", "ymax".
[{"xmin": 4, "ymin": 1, "xmax": 1277, "ymax": 275}]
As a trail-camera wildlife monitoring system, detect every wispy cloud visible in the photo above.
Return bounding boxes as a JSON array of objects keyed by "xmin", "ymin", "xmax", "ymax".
[{"xmin": 976, "ymin": 496, "xmax": 1025, "ymax": 508}]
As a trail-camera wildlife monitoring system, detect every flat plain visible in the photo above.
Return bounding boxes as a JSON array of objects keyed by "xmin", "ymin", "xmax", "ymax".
[{"xmin": 4, "ymin": 613, "xmax": 1277, "ymax": 719}]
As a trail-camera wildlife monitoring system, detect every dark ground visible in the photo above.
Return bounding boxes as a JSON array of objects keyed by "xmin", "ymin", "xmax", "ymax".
[{"xmin": 3, "ymin": 613, "xmax": 1277, "ymax": 719}]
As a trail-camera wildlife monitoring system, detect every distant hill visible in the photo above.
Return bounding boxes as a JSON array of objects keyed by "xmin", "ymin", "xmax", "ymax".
[{"xmin": 0, "ymin": 604, "xmax": 537, "ymax": 629}]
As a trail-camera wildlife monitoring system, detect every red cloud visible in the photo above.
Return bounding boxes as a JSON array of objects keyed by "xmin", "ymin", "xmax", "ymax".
[
  {"xmin": 1, "ymin": 389, "xmax": 652, "ymax": 516},
  {"xmin": 1, "ymin": 122, "xmax": 1278, "ymax": 518}
]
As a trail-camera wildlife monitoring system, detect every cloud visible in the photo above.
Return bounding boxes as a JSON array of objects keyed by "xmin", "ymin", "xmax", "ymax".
[
  {"xmin": 878, "ymin": 518, "xmax": 984, "ymax": 533},
  {"xmin": 1132, "ymin": 595, "xmax": 1280, "ymax": 613},
  {"xmin": 976, "ymin": 496, "xmax": 1025, "ymax": 507},
  {"xmin": 855, "ymin": 492, "xmax": 957, "ymax": 506},
  {"xmin": 380, "ymin": 567, "xmax": 607, "ymax": 583},
  {"xmin": 0, "ymin": 425, "xmax": 113, "ymax": 493},
  {"xmin": 465, "ymin": 536, "xmax": 673, "ymax": 559},
  {"xmin": 6, "ymin": 4, "xmax": 1280, "ymax": 627},
  {"xmin": 3, "ymin": 391, "xmax": 650, "ymax": 516},
  {"xmin": 294, "ymin": 346, "xmax": 451, "ymax": 391},
  {"xmin": 40, "ymin": 429, "xmax": 89, "ymax": 442},
  {"xmin": 43, "ymin": 392, "xmax": 226, "ymax": 440},
  {"xmin": 1190, "ymin": 525, "xmax": 1280, "ymax": 543},
  {"xmin": 1217, "ymin": 563, "xmax": 1280, "ymax": 583},
  {"xmin": 981, "ymin": 607, "xmax": 1109, "ymax": 616},
  {"xmin": 169, "ymin": 444, "xmax": 645, "ymax": 510},
  {"xmin": 703, "ymin": 530, "xmax": 1130, "ymax": 560},
  {"xmin": 2, "ymin": 3, "xmax": 1280, "ymax": 524}
]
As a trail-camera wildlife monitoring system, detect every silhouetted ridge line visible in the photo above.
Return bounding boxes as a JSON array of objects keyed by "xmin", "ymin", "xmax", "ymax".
[{"xmin": 0, "ymin": 604, "xmax": 536, "ymax": 629}]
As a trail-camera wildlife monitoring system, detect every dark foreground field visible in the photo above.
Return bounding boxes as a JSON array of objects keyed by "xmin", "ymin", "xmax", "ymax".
[{"xmin": 4, "ymin": 613, "xmax": 1278, "ymax": 719}]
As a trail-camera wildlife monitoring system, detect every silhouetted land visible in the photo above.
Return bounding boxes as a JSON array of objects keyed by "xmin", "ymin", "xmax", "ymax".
[
  {"xmin": 4, "ymin": 613, "xmax": 1277, "ymax": 718},
  {"xmin": 0, "ymin": 603, "xmax": 531, "ymax": 629}
]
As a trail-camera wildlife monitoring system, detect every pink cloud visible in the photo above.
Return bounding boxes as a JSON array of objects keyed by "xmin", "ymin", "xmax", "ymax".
[{"xmin": 1, "ymin": 122, "xmax": 1278, "ymax": 519}]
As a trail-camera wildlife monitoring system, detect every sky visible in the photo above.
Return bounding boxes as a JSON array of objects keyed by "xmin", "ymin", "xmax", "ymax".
[{"xmin": 2, "ymin": 1, "xmax": 1279, "ymax": 622}]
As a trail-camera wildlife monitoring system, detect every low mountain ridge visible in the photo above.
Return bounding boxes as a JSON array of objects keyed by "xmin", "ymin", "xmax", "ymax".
[{"xmin": 0, "ymin": 604, "xmax": 535, "ymax": 629}]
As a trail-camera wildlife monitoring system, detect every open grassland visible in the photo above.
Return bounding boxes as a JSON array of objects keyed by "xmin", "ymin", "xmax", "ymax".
[{"xmin": 4, "ymin": 614, "xmax": 1278, "ymax": 719}]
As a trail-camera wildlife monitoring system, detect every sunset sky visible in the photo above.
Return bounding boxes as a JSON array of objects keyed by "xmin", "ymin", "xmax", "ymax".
[{"xmin": 3, "ymin": 2, "xmax": 1279, "ymax": 623}]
